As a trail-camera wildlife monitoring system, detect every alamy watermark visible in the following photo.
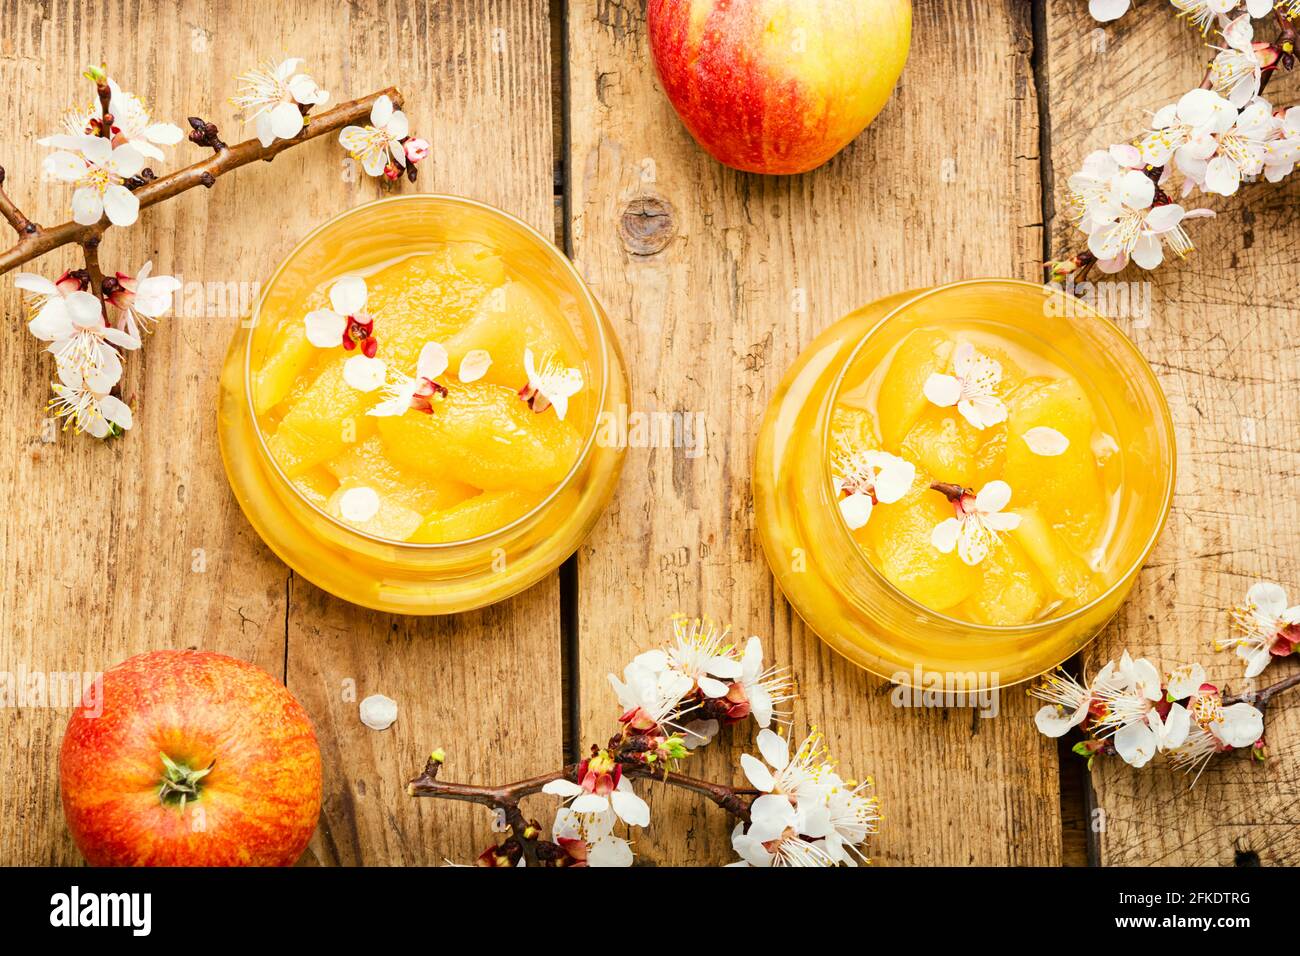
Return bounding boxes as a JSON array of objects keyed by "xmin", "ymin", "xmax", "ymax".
[
  {"xmin": 1044, "ymin": 277, "xmax": 1152, "ymax": 329},
  {"xmin": 0, "ymin": 666, "xmax": 102, "ymax": 717},
  {"xmin": 888, "ymin": 666, "xmax": 1000, "ymax": 718},
  {"xmin": 595, "ymin": 404, "xmax": 706, "ymax": 459}
]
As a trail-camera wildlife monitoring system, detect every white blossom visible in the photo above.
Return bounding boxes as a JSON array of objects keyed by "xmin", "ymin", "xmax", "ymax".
[
  {"xmin": 42, "ymin": 134, "xmax": 145, "ymax": 227},
  {"xmin": 923, "ymin": 342, "xmax": 1007, "ymax": 430},
  {"xmin": 232, "ymin": 58, "xmax": 329, "ymax": 148},
  {"xmin": 520, "ymin": 348, "xmax": 583, "ymax": 421},
  {"xmin": 339, "ymin": 94, "xmax": 409, "ymax": 177},
  {"xmin": 105, "ymin": 261, "xmax": 180, "ymax": 339},
  {"xmin": 1218, "ymin": 581, "xmax": 1300, "ymax": 679},
  {"xmin": 930, "ymin": 480, "xmax": 1022, "ymax": 566},
  {"xmin": 831, "ymin": 448, "xmax": 915, "ymax": 530}
]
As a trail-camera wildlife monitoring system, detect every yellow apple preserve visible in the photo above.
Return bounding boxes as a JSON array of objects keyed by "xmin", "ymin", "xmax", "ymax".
[
  {"xmin": 219, "ymin": 196, "xmax": 626, "ymax": 614},
  {"xmin": 754, "ymin": 280, "xmax": 1174, "ymax": 688}
]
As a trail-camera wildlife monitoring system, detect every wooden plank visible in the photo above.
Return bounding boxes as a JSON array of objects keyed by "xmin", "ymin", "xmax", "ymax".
[
  {"xmin": 0, "ymin": 0, "xmax": 291, "ymax": 864},
  {"xmin": 0, "ymin": 0, "xmax": 563, "ymax": 866},
  {"xmin": 566, "ymin": 0, "xmax": 1062, "ymax": 865},
  {"xmin": 1045, "ymin": 1, "xmax": 1300, "ymax": 865},
  {"xmin": 277, "ymin": 0, "xmax": 563, "ymax": 866}
]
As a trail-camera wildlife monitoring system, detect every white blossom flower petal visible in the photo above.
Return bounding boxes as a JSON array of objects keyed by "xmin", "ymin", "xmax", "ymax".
[
  {"xmin": 359, "ymin": 693, "xmax": 398, "ymax": 730},
  {"xmin": 542, "ymin": 779, "xmax": 585, "ymax": 798},
  {"xmin": 1213, "ymin": 702, "xmax": 1263, "ymax": 748},
  {"xmin": 458, "ymin": 349, "xmax": 492, "ymax": 382},
  {"xmin": 571, "ymin": 793, "xmax": 609, "ymax": 815},
  {"xmin": 371, "ymin": 94, "xmax": 394, "ymax": 128},
  {"xmin": 102, "ymin": 183, "xmax": 139, "ymax": 227},
  {"xmin": 99, "ymin": 394, "xmax": 133, "ymax": 431},
  {"xmin": 343, "ymin": 354, "xmax": 387, "ymax": 392},
  {"xmin": 748, "ymin": 793, "xmax": 797, "ymax": 844},
  {"xmin": 43, "ymin": 150, "xmax": 86, "ymax": 182},
  {"xmin": 609, "ymin": 783, "xmax": 650, "ymax": 828},
  {"xmin": 339, "ymin": 485, "xmax": 380, "ymax": 522},
  {"xmin": 269, "ymin": 100, "xmax": 306, "ymax": 141},
  {"xmin": 1023, "ymin": 426, "xmax": 1069, "ymax": 456},
  {"xmin": 1115, "ymin": 719, "xmax": 1157, "ymax": 768},
  {"xmin": 756, "ymin": 727, "xmax": 789, "ymax": 771},
  {"xmin": 417, "ymin": 341, "xmax": 449, "ymax": 381},
  {"xmin": 304, "ymin": 309, "xmax": 346, "ymax": 347},
  {"xmin": 975, "ymin": 480, "xmax": 1012, "ymax": 514},
  {"xmin": 923, "ymin": 373, "xmax": 961, "ymax": 408},
  {"xmin": 931, "ymin": 516, "xmax": 960, "ymax": 554},
  {"xmin": 70, "ymin": 188, "xmax": 103, "ymax": 225},
  {"xmin": 1089, "ymin": 0, "xmax": 1130, "ymax": 22},
  {"xmin": 1245, "ymin": 582, "xmax": 1287, "ymax": 618},
  {"xmin": 838, "ymin": 492, "xmax": 873, "ymax": 530},
  {"xmin": 330, "ymin": 275, "xmax": 368, "ymax": 315},
  {"xmin": 588, "ymin": 836, "xmax": 634, "ymax": 867},
  {"xmin": 697, "ymin": 675, "xmax": 731, "ymax": 698},
  {"xmin": 740, "ymin": 752, "xmax": 775, "ymax": 793},
  {"xmin": 1035, "ymin": 703, "xmax": 1086, "ymax": 738}
]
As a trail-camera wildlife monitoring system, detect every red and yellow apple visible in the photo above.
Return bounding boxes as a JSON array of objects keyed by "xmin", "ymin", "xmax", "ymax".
[
  {"xmin": 60, "ymin": 650, "xmax": 322, "ymax": 866},
  {"xmin": 647, "ymin": 0, "xmax": 912, "ymax": 175}
]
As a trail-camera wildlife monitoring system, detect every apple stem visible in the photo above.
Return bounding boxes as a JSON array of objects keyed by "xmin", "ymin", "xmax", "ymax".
[{"xmin": 158, "ymin": 753, "xmax": 215, "ymax": 813}]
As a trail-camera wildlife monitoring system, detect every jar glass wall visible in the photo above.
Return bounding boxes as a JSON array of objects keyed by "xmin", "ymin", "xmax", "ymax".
[
  {"xmin": 218, "ymin": 195, "xmax": 627, "ymax": 614},
  {"xmin": 754, "ymin": 279, "xmax": 1175, "ymax": 688}
]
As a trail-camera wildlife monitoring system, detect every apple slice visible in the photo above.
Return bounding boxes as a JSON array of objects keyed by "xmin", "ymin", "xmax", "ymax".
[
  {"xmin": 254, "ymin": 322, "xmax": 317, "ymax": 414},
  {"xmin": 376, "ymin": 383, "xmax": 582, "ymax": 491},
  {"xmin": 326, "ymin": 436, "xmax": 477, "ymax": 514},
  {"xmin": 1004, "ymin": 377, "xmax": 1106, "ymax": 551},
  {"xmin": 876, "ymin": 329, "xmax": 954, "ymax": 450},
  {"xmin": 408, "ymin": 488, "xmax": 546, "ymax": 543},
  {"xmin": 900, "ymin": 408, "xmax": 982, "ymax": 488},
  {"xmin": 960, "ymin": 537, "xmax": 1045, "ymax": 626},
  {"xmin": 266, "ymin": 358, "xmax": 377, "ymax": 477},
  {"xmin": 863, "ymin": 482, "xmax": 979, "ymax": 611},
  {"xmin": 324, "ymin": 480, "xmax": 423, "ymax": 540},
  {"xmin": 1010, "ymin": 506, "xmax": 1095, "ymax": 602},
  {"xmin": 443, "ymin": 281, "xmax": 582, "ymax": 391}
]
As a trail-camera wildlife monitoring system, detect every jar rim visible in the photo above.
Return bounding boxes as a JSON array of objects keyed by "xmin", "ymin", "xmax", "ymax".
[
  {"xmin": 242, "ymin": 193, "xmax": 611, "ymax": 550},
  {"xmin": 819, "ymin": 276, "xmax": 1178, "ymax": 634}
]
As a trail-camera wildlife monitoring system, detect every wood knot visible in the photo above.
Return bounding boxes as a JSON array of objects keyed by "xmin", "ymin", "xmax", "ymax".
[{"xmin": 618, "ymin": 197, "xmax": 675, "ymax": 256}]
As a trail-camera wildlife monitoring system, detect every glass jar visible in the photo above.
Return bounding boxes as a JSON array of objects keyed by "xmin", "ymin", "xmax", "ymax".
[
  {"xmin": 753, "ymin": 279, "xmax": 1175, "ymax": 688},
  {"xmin": 218, "ymin": 195, "xmax": 627, "ymax": 614}
]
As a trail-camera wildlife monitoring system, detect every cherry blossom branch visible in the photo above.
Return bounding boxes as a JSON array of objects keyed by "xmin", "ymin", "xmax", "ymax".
[
  {"xmin": 0, "ymin": 168, "xmax": 36, "ymax": 236},
  {"xmin": 1048, "ymin": 10, "xmax": 1297, "ymax": 282},
  {"xmin": 0, "ymin": 87, "xmax": 402, "ymax": 275},
  {"xmin": 1225, "ymin": 668, "xmax": 1300, "ymax": 714},
  {"xmin": 406, "ymin": 756, "xmax": 757, "ymax": 824}
]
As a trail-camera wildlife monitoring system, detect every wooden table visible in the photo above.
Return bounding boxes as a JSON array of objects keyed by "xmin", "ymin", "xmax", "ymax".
[{"xmin": 2, "ymin": 0, "xmax": 1296, "ymax": 867}]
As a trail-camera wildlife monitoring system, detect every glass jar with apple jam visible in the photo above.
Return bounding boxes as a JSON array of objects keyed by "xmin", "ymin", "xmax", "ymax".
[
  {"xmin": 753, "ymin": 279, "xmax": 1175, "ymax": 688},
  {"xmin": 218, "ymin": 195, "xmax": 627, "ymax": 614}
]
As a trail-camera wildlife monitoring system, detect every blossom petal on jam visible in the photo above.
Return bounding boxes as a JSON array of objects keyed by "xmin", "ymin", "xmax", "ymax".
[
  {"xmin": 922, "ymin": 372, "xmax": 962, "ymax": 408},
  {"xmin": 343, "ymin": 354, "xmax": 387, "ymax": 393},
  {"xmin": 1023, "ymin": 425, "xmax": 1070, "ymax": 456},
  {"xmin": 339, "ymin": 484, "xmax": 381, "ymax": 522},
  {"xmin": 330, "ymin": 274, "xmax": 367, "ymax": 315},
  {"xmin": 417, "ymin": 341, "xmax": 449, "ymax": 381},
  {"xmin": 458, "ymin": 348, "xmax": 492, "ymax": 383},
  {"xmin": 304, "ymin": 308, "xmax": 346, "ymax": 347},
  {"xmin": 838, "ymin": 491, "xmax": 874, "ymax": 530}
]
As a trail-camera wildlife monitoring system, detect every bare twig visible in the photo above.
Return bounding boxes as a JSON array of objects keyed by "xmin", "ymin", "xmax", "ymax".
[
  {"xmin": 0, "ymin": 87, "xmax": 402, "ymax": 276},
  {"xmin": 407, "ymin": 752, "xmax": 756, "ymax": 865},
  {"xmin": 0, "ymin": 167, "xmax": 37, "ymax": 236},
  {"xmin": 1225, "ymin": 668, "xmax": 1300, "ymax": 719}
]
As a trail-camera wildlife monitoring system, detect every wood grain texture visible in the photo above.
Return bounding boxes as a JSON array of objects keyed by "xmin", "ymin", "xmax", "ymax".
[
  {"xmin": 1045, "ymin": 1, "xmax": 1300, "ymax": 866},
  {"xmin": 566, "ymin": 0, "xmax": 1062, "ymax": 865},
  {"xmin": 0, "ymin": 0, "xmax": 562, "ymax": 866}
]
